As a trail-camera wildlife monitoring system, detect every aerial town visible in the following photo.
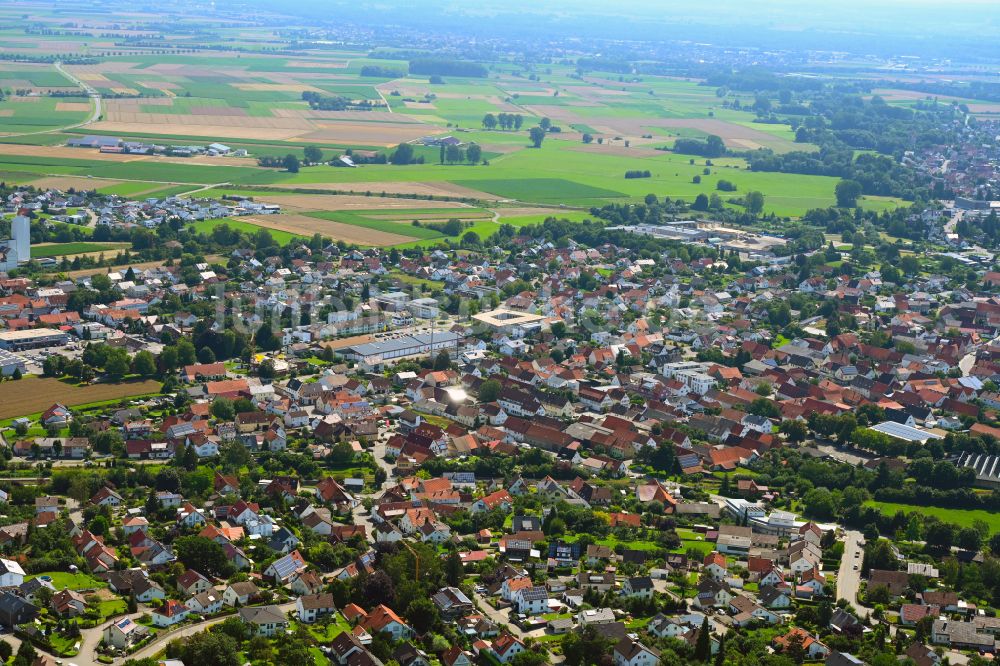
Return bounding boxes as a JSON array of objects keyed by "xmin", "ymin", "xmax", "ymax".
[{"xmin": 0, "ymin": 1, "xmax": 996, "ymax": 666}]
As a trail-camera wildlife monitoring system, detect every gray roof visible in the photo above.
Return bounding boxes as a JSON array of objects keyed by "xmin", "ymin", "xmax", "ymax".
[
  {"xmin": 239, "ymin": 604, "xmax": 287, "ymax": 625},
  {"xmin": 346, "ymin": 331, "xmax": 460, "ymax": 358},
  {"xmin": 869, "ymin": 421, "xmax": 943, "ymax": 443}
]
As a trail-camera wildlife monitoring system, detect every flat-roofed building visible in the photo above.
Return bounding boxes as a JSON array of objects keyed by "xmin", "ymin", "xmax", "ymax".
[
  {"xmin": 0, "ymin": 328, "xmax": 69, "ymax": 351},
  {"xmin": 340, "ymin": 331, "xmax": 460, "ymax": 371},
  {"xmin": 0, "ymin": 349, "xmax": 26, "ymax": 376},
  {"xmin": 472, "ymin": 308, "xmax": 546, "ymax": 335}
]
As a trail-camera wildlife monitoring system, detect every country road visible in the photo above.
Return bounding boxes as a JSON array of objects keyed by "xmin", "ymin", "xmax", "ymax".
[
  {"xmin": 2, "ymin": 62, "xmax": 102, "ymax": 139},
  {"xmin": 56, "ymin": 61, "xmax": 102, "ymax": 126},
  {"xmin": 123, "ymin": 602, "xmax": 297, "ymax": 663}
]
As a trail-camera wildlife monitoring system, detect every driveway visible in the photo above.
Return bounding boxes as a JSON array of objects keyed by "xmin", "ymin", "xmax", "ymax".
[{"xmin": 471, "ymin": 589, "xmax": 525, "ymax": 639}]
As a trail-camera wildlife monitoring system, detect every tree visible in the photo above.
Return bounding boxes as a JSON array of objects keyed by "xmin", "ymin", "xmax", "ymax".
[
  {"xmin": 390, "ymin": 143, "xmax": 414, "ymax": 165},
  {"xmin": 562, "ymin": 625, "xmax": 613, "ymax": 666},
  {"xmin": 692, "ymin": 193, "xmax": 709, "ymax": 211},
  {"xmin": 957, "ymin": 526, "xmax": 982, "ymax": 552},
  {"xmin": 104, "ymin": 348, "xmax": 130, "ymax": 378},
  {"xmin": 132, "ymin": 350, "xmax": 156, "ymax": 378},
  {"xmin": 466, "ymin": 143, "xmax": 482, "ymax": 164},
  {"xmin": 433, "ymin": 350, "xmax": 451, "ymax": 370},
  {"xmin": 482, "ymin": 113, "xmax": 497, "ymax": 130},
  {"xmin": 177, "ymin": 338, "xmax": 197, "ymax": 365},
  {"xmin": 282, "ymin": 154, "xmax": 300, "ymax": 173},
  {"xmin": 745, "ymin": 191, "xmax": 765, "ymax": 217},
  {"xmin": 169, "ymin": 631, "xmax": 239, "ymax": 666},
  {"xmin": 254, "ymin": 323, "xmax": 281, "ymax": 352},
  {"xmin": 779, "ymin": 419, "xmax": 808, "ymax": 443},
  {"xmin": 258, "ymin": 359, "xmax": 276, "ymax": 380},
  {"xmin": 924, "ymin": 522, "xmax": 955, "ymax": 552},
  {"xmin": 211, "ymin": 397, "xmax": 235, "ymax": 421},
  {"xmin": 0, "ymin": 641, "xmax": 11, "ymax": 662},
  {"xmin": 694, "ymin": 616, "xmax": 711, "ymax": 661},
  {"xmin": 510, "ymin": 652, "xmax": 548, "ymax": 666},
  {"xmin": 529, "ymin": 126, "xmax": 545, "ymax": 148},
  {"xmin": 197, "ymin": 346, "xmax": 216, "ymax": 364},
  {"xmin": 303, "ymin": 145, "xmax": 323, "ymax": 164},
  {"xmin": 361, "ymin": 570, "xmax": 396, "ymax": 607},
  {"xmin": 445, "ymin": 550, "xmax": 463, "ymax": 587},
  {"xmin": 14, "ymin": 640, "xmax": 36, "ymax": 666},
  {"xmin": 445, "ymin": 143, "xmax": 463, "ymax": 164},
  {"xmin": 836, "ymin": 179, "xmax": 863, "ymax": 208},
  {"xmin": 174, "ymin": 536, "xmax": 233, "ymax": 578},
  {"xmin": 582, "ymin": 133, "xmax": 593, "ymax": 144},
  {"xmin": 406, "ymin": 597, "xmax": 439, "ymax": 634},
  {"xmin": 479, "ymin": 378, "xmax": 502, "ymax": 403}
]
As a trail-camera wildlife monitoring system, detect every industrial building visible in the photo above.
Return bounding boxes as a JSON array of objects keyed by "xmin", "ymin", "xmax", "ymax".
[
  {"xmin": 339, "ymin": 331, "xmax": 460, "ymax": 370},
  {"xmin": 0, "ymin": 328, "xmax": 70, "ymax": 351},
  {"xmin": 0, "ymin": 349, "xmax": 26, "ymax": 376}
]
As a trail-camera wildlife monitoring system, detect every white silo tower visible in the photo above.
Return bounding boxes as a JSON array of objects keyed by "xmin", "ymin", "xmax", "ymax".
[{"xmin": 11, "ymin": 215, "xmax": 29, "ymax": 263}]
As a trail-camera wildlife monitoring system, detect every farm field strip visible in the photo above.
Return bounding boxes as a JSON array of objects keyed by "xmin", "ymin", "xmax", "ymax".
[{"xmin": 0, "ymin": 377, "xmax": 162, "ymax": 420}]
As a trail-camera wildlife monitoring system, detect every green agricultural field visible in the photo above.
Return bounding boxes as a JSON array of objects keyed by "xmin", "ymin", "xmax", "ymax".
[
  {"xmin": 452, "ymin": 177, "xmax": 625, "ymax": 203},
  {"xmin": 31, "ymin": 242, "xmax": 125, "ymax": 258},
  {"xmin": 864, "ymin": 500, "xmax": 1000, "ymax": 533},
  {"xmin": 0, "ymin": 96, "xmax": 90, "ymax": 134},
  {"xmin": 189, "ymin": 217, "xmax": 300, "ymax": 245}
]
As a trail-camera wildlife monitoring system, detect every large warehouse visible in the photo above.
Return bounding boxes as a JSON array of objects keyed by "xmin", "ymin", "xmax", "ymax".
[
  {"xmin": 0, "ymin": 328, "xmax": 70, "ymax": 351},
  {"xmin": 339, "ymin": 331, "xmax": 460, "ymax": 371},
  {"xmin": 0, "ymin": 349, "xmax": 26, "ymax": 376}
]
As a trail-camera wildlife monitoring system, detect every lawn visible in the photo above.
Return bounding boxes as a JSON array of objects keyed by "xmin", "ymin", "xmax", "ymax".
[
  {"xmin": 97, "ymin": 598, "xmax": 129, "ymax": 619},
  {"xmin": 304, "ymin": 615, "xmax": 351, "ymax": 642},
  {"xmin": 29, "ymin": 571, "xmax": 105, "ymax": 590},
  {"xmin": 864, "ymin": 500, "xmax": 1000, "ymax": 532}
]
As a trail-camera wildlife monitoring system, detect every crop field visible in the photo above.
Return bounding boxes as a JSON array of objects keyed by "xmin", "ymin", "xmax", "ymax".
[
  {"xmin": 204, "ymin": 213, "xmax": 421, "ymax": 246},
  {"xmin": 0, "ymin": 16, "xmax": 911, "ymax": 220},
  {"xmin": 0, "ymin": 377, "xmax": 162, "ymax": 420},
  {"xmin": 0, "ymin": 95, "xmax": 91, "ymax": 134}
]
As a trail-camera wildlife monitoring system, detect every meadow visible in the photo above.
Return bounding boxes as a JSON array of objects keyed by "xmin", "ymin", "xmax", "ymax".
[
  {"xmin": 864, "ymin": 500, "xmax": 1000, "ymax": 533},
  {"xmin": 31, "ymin": 242, "xmax": 127, "ymax": 258}
]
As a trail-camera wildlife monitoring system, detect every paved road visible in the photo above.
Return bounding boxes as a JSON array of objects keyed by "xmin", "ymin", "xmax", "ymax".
[
  {"xmin": 837, "ymin": 530, "xmax": 865, "ymax": 616},
  {"xmin": 56, "ymin": 61, "xmax": 102, "ymax": 125},
  {"xmin": 121, "ymin": 602, "xmax": 296, "ymax": 664},
  {"xmin": 0, "ymin": 62, "xmax": 104, "ymax": 139}
]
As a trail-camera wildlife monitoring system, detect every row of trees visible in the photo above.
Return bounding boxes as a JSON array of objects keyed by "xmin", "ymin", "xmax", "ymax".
[{"xmin": 482, "ymin": 112, "xmax": 524, "ymax": 130}]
